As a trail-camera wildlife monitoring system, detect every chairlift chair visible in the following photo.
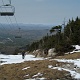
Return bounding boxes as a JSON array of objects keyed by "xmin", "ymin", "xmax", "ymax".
[
  {"xmin": 15, "ymin": 36, "xmax": 22, "ymax": 38},
  {"xmin": 15, "ymin": 28, "xmax": 22, "ymax": 38},
  {"xmin": 0, "ymin": 4, "xmax": 15, "ymax": 16}
]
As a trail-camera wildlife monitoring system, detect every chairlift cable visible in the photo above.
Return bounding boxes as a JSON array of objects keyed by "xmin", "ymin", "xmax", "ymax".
[
  {"xmin": 6, "ymin": 0, "xmax": 21, "ymax": 38},
  {"xmin": 13, "ymin": 14, "xmax": 19, "ymax": 27},
  {"xmin": 9, "ymin": 0, "xmax": 11, "ymax": 4},
  {"xmin": 0, "ymin": 21, "xmax": 10, "ymax": 35},
  {"xmin": 1, "ymin": 0, "xmax": 11, "ymax": 28},
  {"xmin": 2, "ymin": 0, "xmax": 19, "ymax": 28},
  {"xmin": 1, "ymin": 0, "xmax": 17, "ymax": 37},
  {"xmin": 1, "ymin": 0, "xmax": 22, "ymax": 38},
  {"xmin": 0, "ymin": 1, "xmax": 10, "ymax": 34},
  {"xmin": 2, "ymin": 0, "xmax": 16, "ymax": 32},
  {"xmin": 1, "ymin": 0, "xmax": 14, "ymax": 30},
  {"xmin": 13, "ymin": 14, "xmax": 22, "ymax": 38},
  {"xmin": 1, "ymin": 0, "xmax": 15, "ymax": 28}
]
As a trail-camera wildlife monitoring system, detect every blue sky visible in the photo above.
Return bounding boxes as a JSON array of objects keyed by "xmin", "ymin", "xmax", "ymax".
[{"xmin": 0, "ymin": 0, "xmax": 80, "ymax": 25}]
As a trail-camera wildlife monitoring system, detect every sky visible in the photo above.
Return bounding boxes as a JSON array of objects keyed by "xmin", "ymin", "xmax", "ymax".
[{"xmin": 0, "ymin": 0, "xmax": 80, "ymax": 25}]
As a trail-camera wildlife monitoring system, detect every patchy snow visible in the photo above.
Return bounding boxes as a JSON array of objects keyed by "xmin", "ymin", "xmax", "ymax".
[
  {"xmin": 70, "ymin": 49, "xmax": 80, "ymax": 54},
  {"xmin": 22, "ymin": 67, "xmax": 30, "ymax": 70},
  {"xmin": 54, "ymin": 59, "xmax": 80, "ymax": 67},
  {"xmin": 54, "ymin": 59, "xmax": 80, "ymax": 79},
  {"xmin": 1, "ymin": 54, "xmax": 80, "ymax": 79},
  {"xmin": 0, "ymin": 54, "xmax": 44, "ymax": 65},
  {"xmin": 25, "ymin": 78, "xmax": 46, "ymax": 80},
  {"xmin": 48, "ymin": 65, "xmax": 80, "ymax": 79},
  {"xmin": 75, "ymin": 45, "xmax": 80, "ymax": 49},
  {"xmin": 32, "ymin": 73, "xmax": 43, "ymax": 78},
  {"xmin": 24, "ymin": 74, "xmax": 29, "ymax": 77},
  {"xmin": 70, "ymin": 45, "xmax": 80, "ymax": 53}
]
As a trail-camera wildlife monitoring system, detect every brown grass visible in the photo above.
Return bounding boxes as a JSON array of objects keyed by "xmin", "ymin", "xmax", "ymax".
[
  {"xmin": 55, "ymin": 52, "xmax": 80, "ymax": 59},
  {"xmin": 1, "ymin": 52, "xmax": 80, "ymax": 80},
  {"xmin": 0, "ymin": 60, "xmax": 72, "ymax": 80}
]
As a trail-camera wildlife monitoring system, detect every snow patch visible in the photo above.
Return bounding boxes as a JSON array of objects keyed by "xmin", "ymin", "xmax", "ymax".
[
  {"xmin": 22, "ymin": 67, "xmax": 30, "ymax": 70},
  {"xmin": 53, "ymin": 59, "xmax": 80, "ymax": 79},
  {"xmin": 0, "ymin": 54, "xmax": 44, "ymax": 65},
  {"xmin": 32, "ymin": 73, "xmax": 43, "ymax": 78}
]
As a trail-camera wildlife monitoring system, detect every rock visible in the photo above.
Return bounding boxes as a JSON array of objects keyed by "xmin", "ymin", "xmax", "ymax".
[
  {"xmin": 33, "ymin": 49, "xmax": 43, "ymax": 57},
  {"xmin": 48, "ymin": 48, "xmax": 57, "ymax": 57},
  {"xmin": 76, "ymin": 68, "xmax": 80, "ymax": 73}
]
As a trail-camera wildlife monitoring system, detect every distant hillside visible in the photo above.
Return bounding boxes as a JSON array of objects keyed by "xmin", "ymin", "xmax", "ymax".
[
  {"xmin": 0, "ymin": 23, "xmax": 53, "ymax": 54},
  {"xmin": 0, "ymin": 23, "xmax": 53, "ymax": 30},
  {"xmin": 0, "ymin": 23, "xmax": 53, "ymax": 46}
]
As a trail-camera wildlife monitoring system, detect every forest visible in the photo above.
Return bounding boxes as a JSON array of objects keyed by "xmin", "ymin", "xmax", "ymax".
[{"xmin": 27, "ymin": 17, "xmax": 80, "ymax": 55}]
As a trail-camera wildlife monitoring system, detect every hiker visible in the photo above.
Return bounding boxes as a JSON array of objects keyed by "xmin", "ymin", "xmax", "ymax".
[{"xmin": 21, "ymin": 50, "xmax": 25, "ymax": 59}]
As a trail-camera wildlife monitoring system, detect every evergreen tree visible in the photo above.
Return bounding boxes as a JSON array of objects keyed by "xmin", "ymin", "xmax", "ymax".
[{"xmin": 27, "ymin": 17, "xmax": 80, "ymax": 55}]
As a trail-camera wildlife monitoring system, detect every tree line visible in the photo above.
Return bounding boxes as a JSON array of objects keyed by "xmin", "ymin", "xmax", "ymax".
[{"xmin": 27, "ymin": 17, "xmax": 80, "ymax": 55}]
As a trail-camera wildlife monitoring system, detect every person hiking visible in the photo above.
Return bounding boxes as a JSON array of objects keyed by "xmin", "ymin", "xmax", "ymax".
[{"xmin": 21, "ymin": 50, "xmax": 25, "ymax": 59}]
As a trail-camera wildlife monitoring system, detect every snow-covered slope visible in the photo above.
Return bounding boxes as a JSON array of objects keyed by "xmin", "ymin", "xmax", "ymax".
[{"xmin": 0, "ymin": 54, "xmax": 43, "ymax": 65}]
